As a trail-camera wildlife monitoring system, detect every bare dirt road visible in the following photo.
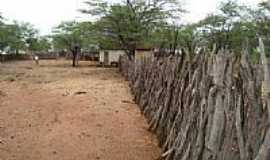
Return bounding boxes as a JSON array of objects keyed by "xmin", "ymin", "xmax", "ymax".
[{"xmin": 0, "ymin": 60, "xmax": 160, "ymax": 160}]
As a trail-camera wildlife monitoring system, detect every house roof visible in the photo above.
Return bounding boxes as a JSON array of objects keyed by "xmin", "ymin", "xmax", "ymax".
[
  {"xmin": 100, "ymin": 49, "xmax": 126, "ymax": 51},
  {"xmin": 136, "ymin": 48, "xmax": 153, "ymax": 51}
]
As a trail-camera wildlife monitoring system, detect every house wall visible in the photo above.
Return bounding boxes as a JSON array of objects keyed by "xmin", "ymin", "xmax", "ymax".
[
  {"xmin": 135, "ymin": 50, "xmax": 154, "ymax": 61},
  {"xmin": 99, "ymin": 50, "xmax": 125, "ymax": 65}
]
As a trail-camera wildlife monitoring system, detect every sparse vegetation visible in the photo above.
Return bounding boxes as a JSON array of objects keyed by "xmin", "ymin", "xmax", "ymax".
[{"xmin": 0, "ymin": 0, "xmax": 270, "ymax": 160}]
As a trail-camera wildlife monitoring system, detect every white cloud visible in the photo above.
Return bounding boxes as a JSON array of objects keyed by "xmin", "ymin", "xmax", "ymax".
[
  {"xmin": 0, "ymin": 0, "xmax": 264, "ymax": 35},
  {"xmin": 0, "ymin": 0, "xmax": 88, "ymax": 35},
  {"xmin": 182, "ymin": 0, "xmax": 263, "ymax": 23}
]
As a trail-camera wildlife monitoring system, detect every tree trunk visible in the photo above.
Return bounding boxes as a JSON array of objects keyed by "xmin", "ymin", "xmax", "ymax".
[{"xmin": 72, "ymin": 52, "xmax": 77, "ymax": 67}]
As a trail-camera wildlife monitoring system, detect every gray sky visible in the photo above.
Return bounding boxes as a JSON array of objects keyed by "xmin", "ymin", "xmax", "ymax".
[{"xmin": 0, "ymin": 0, "xmax": 262, "ymax": 35}]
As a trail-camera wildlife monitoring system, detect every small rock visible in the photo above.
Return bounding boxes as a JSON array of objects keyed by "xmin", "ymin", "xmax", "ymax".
[
  {"xmin": 6, "ymin": 77, "xmax": 16, "ymax": 82},
  {"xmin": 0, "ymin": 91, "xmax": 6, "ymax": 97},
  {"xmin": 62, "ymin": 91, "xmax": 70, "ymax": 96},
  {"xmin": 25, "ymin": 67, "xmax": 33, "ymax": 70},
  {"xmin": 122, "ymin": 100, "xmax": 135, "ymax": 104},
  {"xmin": 74, "ymin": 91, "xmax": 87, "ymax": 95},
  {"xmin": 96, "ymin": 124, "xmax": 103, "ymax": 127}
]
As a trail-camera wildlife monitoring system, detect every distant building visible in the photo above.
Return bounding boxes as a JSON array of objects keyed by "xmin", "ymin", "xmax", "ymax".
[
  {"xmin": 99, "ymin": 49, "xmax": 125, "ymax": 65},
  {"xmin": 135, "ymin": 48, "xmax": 154, "ymax": 61},
  {"xmin": 0, "ymin": 51, "xmax": 7, "ymax": 55},
  {"xmin": 99, "ymin": 48, "xmax": 155, "ymax": 65}
]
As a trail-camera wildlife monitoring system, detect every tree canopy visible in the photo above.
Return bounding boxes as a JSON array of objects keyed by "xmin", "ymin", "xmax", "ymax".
[
  {"xmin": 1, "ymin": 0, "xmax": 270, "ymax": 58},
  {"xmin": 80, "ymin": 0, "xmax": 184, "ymax": 58},
  {"xmin": 0, "ymin": 19, "xmax": 51, "ymax": 54},
  {"xmin": 51, "ymin": 21, "xmax": 98, "ymax": 52}
]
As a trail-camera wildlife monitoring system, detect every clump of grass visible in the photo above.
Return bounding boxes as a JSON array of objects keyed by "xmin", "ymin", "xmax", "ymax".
[{"xmin": 5, "ymin": 76, "xmax": 16, "ymax": 82}]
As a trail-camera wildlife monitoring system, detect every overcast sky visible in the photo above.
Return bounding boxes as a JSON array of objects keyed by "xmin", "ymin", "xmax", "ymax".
[{"xmin": 0, "ymin": 0, "xmax": 263, "ymax": 35}]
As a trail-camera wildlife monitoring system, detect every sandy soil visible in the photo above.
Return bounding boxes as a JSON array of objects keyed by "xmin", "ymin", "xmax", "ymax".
[{"xmin": 0, "ymin": 60, "xmax": 160, "ymax": 160}]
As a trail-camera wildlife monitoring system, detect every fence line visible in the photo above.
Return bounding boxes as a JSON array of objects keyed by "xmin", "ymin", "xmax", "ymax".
[{"xmin": 119, "ymin": 51, "xmax": 270, "ymax": 160}]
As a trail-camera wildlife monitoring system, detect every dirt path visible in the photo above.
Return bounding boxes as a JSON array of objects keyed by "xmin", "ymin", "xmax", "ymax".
[{"xmin": 0, "ymin": 60, "xmax": 160, "ymax": 160}]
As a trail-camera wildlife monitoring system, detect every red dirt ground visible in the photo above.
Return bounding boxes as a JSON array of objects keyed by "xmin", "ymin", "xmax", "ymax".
[{"xmin": 0, "ymin": 60, "xmax": 160, "ymax": 160}]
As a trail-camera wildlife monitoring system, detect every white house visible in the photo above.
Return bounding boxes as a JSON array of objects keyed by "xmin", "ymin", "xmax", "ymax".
[
  {"xmin": 99, "ymin": 50, "xmax": 125, "ymax": 65},
  {"xmin": 0, "ymin": 51, "xmax": 7, "ymax": 55}
]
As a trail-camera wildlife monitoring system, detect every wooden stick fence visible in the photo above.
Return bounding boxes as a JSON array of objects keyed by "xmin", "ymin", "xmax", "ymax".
[{"xmin": 119, "ymin": 49, "xmax": 270, "ymax": 160}]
